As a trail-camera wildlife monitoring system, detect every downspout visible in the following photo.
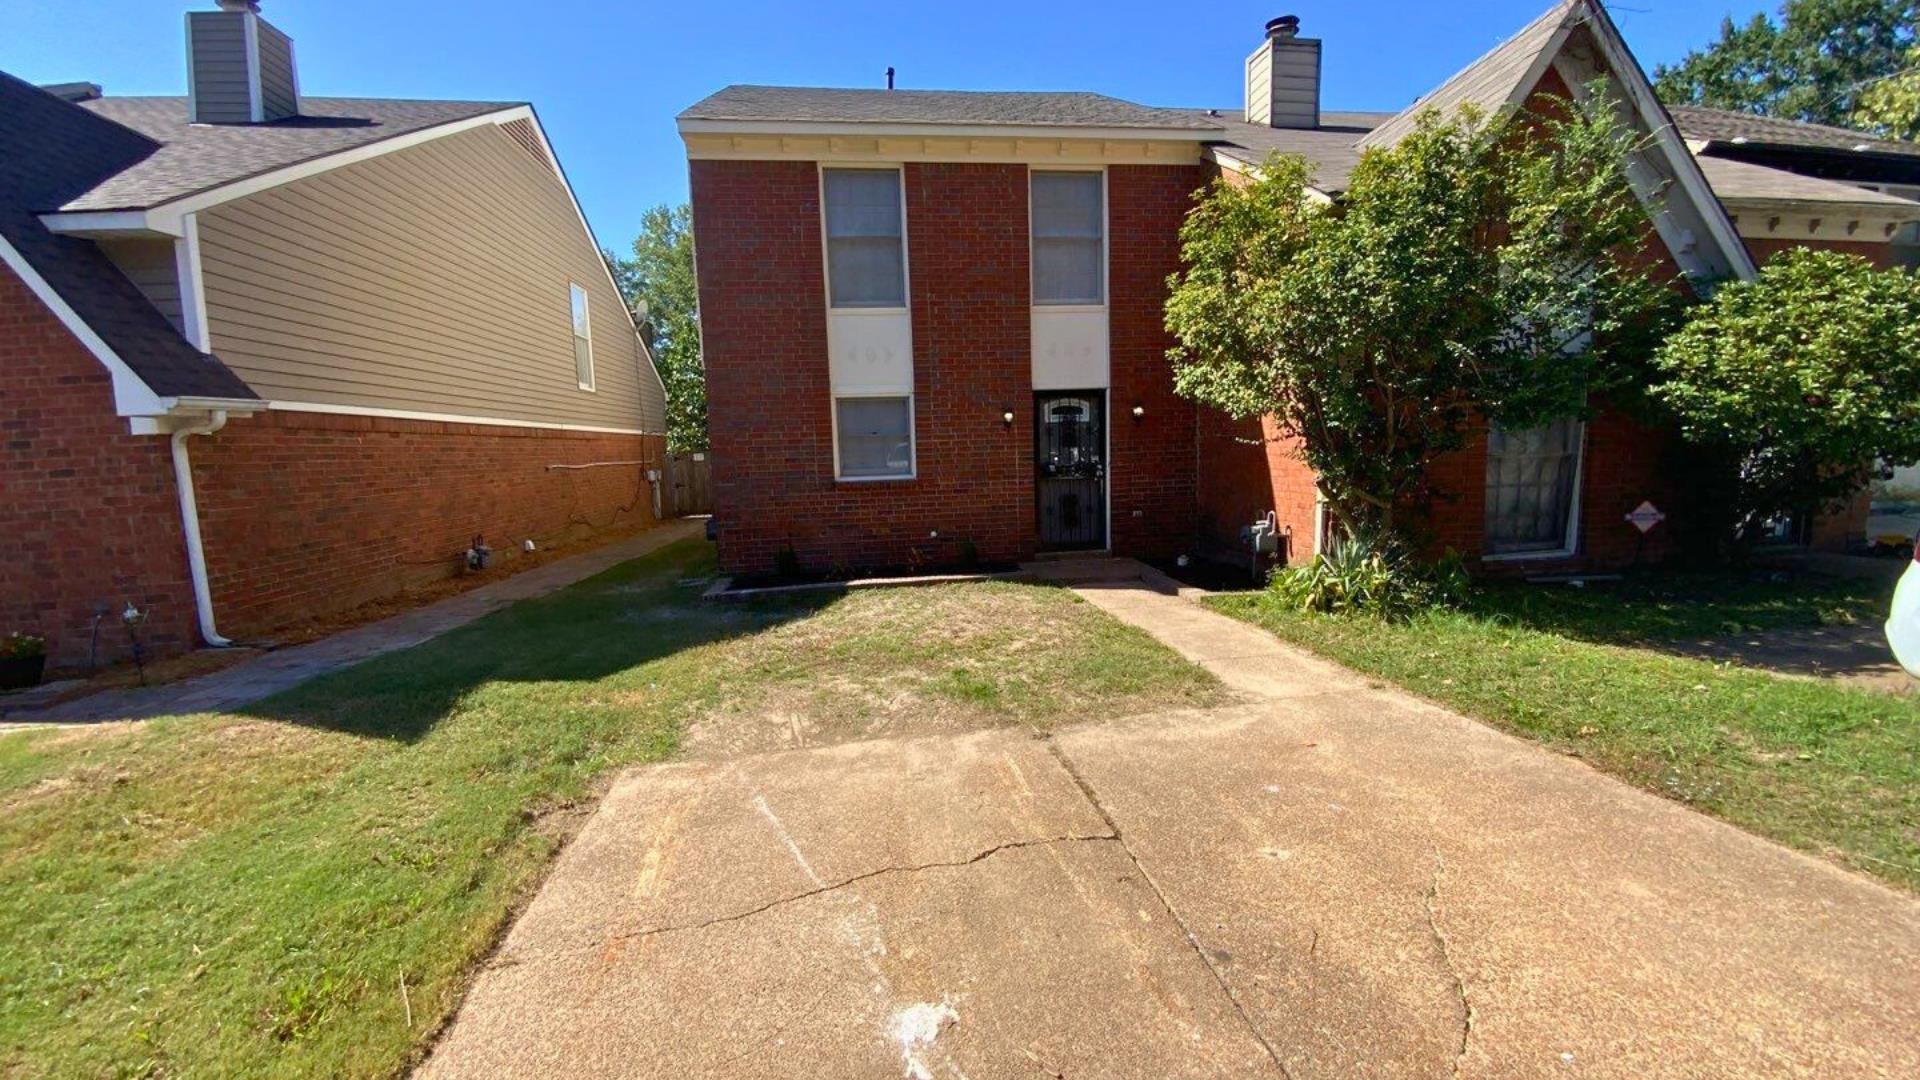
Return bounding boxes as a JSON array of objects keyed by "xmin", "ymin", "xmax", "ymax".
[{"xmin": 170, "ymin": 410, "xmax": 232, "ymax": 647}]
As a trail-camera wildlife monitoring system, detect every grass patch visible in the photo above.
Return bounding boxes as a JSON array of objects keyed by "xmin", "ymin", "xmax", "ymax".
[
  {"xmin": 0, "ymin": 540, "xmax": 1218, "ymax": 1078},
  {"xmin": 1208, "ymin": 573, "xmax": 1920, "ymax": 890}
]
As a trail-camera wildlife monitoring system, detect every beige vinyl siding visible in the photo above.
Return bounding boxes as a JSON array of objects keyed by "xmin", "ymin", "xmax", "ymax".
[
  {"xmin": 196, "ymin": 122, "xmax": 663, "ymax": 432},
  {"xmin": 187, "ymin": 11, "xmax": 252, "ymax": 124},
  {"xmin": 257, "ymin": 20, "xmax": 297, "ymax": 120},
  {"xmin": 98, "ymin": 237, "xmax": 184, "ymax": 335}
]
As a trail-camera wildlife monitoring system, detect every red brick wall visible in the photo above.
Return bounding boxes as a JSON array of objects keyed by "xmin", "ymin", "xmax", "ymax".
[
  {"xmin": 690, "ymin": 158, "xmax": 1202, "ymax": 575},
  {"xmin": 1109, "ymin": 165, "xmax": 1207, "ymax": 561},
  {"xmin": 189, "ymin": 412, "xmax": 666, "ymax": 638},
  {"xmin": 1194, "ymin": 411, "xmax": 1321, "ymax": 567},
  {"xmin": 1747, "ymin": 236, "xmax": 1896, "ymax": 268},
  {"xmin": 3, "ymin": 261, "xmax": 668, "ymax": 671},
  {"xmin": 689, "ymin": 158, "xmax": 1033, "ymax": 575},
  {"xmin": 0, "ymin": 264, "xmax": 198, "ymax": 671}
]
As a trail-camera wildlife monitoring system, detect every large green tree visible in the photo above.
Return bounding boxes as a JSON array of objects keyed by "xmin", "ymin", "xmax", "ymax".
[
  {"xmin": 1854, "ymin": 44, "xmax": 1920, "ymax": 139},
  {"xmin": 1654, "ymin": 0, "xmax": 1917, "ymax": 129},
  {"xmin": 609, "ymin": 205, "xmax": 706, "ymax": 453},
  {"xmin": 1651, "ymin": 248, "xmax": 1920, "ymax": 543},
  {"xmin": 1164, "ymin": 94, "xmax": 1676, "ymax": 543}
]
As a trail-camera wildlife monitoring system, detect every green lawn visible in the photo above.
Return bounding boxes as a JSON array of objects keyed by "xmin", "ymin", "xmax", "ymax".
[
  {"xmin": 1209, "ymin": 572, "xmax": 1920, "ymax": 890},
  {"xmin": 0, "ymin": 539, "xmax": 1220, "ymax": 1078}
]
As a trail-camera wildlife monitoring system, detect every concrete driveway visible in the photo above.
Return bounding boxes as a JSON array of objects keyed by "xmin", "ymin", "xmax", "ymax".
[{"xmin": 423, "ymin": 566, "xmax": 1920, "ymax": 1078}]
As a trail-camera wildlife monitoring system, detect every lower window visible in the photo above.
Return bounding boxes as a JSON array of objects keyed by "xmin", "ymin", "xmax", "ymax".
[
  {"xmin": 1485, "ymin": 418, "xmax": 1583, "ymax": 557},
  {"xmin": 836, "ymin": 396, "xmax": 913, "ymax": 479}
]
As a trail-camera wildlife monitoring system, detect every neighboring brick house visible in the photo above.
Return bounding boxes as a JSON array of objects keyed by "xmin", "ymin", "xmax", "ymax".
[
  {"xmin": 682, "ymin": 0, "xmax": 1919, "ymax": 578},
  {"xmin": 2, "ymin": 2, "xmax": 668, "ymax": 671}
]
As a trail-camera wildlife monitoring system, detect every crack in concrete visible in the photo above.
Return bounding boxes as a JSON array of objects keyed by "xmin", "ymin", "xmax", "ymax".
[
  {"xmin": 1423, "ymin": 852, "xmax": 1476, "ymax": 1076},
  {"xmin": 488, "ymin": 832, "xmax": 1120, "ymax": 969},
  {"xmin": 1043, "ymin": 738, "xmax": 1296, "ymax": 1080}
]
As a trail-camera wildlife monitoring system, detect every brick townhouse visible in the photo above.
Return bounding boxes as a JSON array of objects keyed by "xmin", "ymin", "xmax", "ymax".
[
  {"xmin": 2, "ymin": 1, "xmax": 668, "ymax": 671},
  {"xmin": 682, "ymin": 0, "xmax": 1920, "ymax": 578}
]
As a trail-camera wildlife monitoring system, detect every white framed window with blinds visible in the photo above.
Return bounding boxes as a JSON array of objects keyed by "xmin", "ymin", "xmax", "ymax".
[
  {"xmin": 834, "ymin": 395, "xmax": 914, "ymax": 480},
  {"xmin": 569, "ymin": 282, "xmax": 594, "ymax": 391},
  {"xmin": 822, "ymin": 168, "xmax": 907, "ymax": 309},
  {"xmin": 1030, "ymin": 170, "xmax": 1105, "ymax": 306},
  {"xmin": 1484, "ymin": 418, "xmax": 1585, "ymax": 558}
]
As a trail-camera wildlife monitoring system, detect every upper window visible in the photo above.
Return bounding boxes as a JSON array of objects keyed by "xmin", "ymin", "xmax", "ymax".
[
  {"xmin": 823, "ymin": 168, "xmax": 907, "ymax": 309},
  {"xmin": 1031, "ymin": 171, "xmax": 1105, "ymax": 305},
  {"xmin": 569, "ymin": 282, "xmax": 594, "ymax": 391},
  {"xmin": 1485, "ymin": 418, "xmax": 1583, "ymax": 557}
]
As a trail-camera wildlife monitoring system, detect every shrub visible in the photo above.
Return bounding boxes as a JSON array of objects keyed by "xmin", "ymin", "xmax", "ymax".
[
  {"xmin": 1267, "ymin": 534, "xmax": 1466, "ymax": 619},
  {"xmin": 1, "ymin": 633, "xmax": 46, "ymax": 660},
  {"xmin": 1652, "ymin": 249, "xmax": 1920, "ymax": 545}
]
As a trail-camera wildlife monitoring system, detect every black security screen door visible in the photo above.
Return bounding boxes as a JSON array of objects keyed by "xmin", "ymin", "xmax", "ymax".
[{"xmin": 1035, "ymin": 392, "xmax": 1107, "ymax": 550}]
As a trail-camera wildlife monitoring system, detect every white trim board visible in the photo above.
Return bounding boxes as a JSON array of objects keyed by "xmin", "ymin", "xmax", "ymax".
[
  {"xmin": 678, "ymin": 118, "xmax": 1219, "ymax": 143},
  {"xmin": 263, "ymin": 399, "xmax": 665, "ymax": 437}
]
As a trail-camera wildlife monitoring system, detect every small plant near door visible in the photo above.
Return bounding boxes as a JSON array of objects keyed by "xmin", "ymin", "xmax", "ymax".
[{"xmin": 0, "ymin": 632, "xmax": 47, "ymax": 691}]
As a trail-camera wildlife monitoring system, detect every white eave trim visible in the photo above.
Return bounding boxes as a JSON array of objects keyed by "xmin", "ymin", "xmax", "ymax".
[
  {"xmin": 40, "ymin": 105, "xmax": 536, "ymax": 237},
  {"xmin": 1574, "ymin": 0, "xmax": 1757, "ymax": 281},
  {"xmin": 677, "ymin": 117, "xmax": 1221, "ymax": 143},
  {"xmin": 263, "ymin": 399, "xmax": 665, "ymax": 437}
]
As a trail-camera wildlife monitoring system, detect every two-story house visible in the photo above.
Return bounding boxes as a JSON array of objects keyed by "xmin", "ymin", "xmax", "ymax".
[
  {"xmin": 682, "ymin": 0, "xmax": 1919, "ymax": 578},
  {"xmin": 2, "ymin": 1, "xmax": 668, "ymax": 670}
]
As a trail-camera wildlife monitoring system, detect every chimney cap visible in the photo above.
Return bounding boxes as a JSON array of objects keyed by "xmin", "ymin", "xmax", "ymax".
[
  {"xmin": 1266, "ymin": 15, "xmax": 1301, "ymax": 40},
  {"xmin": 216, "ymin": 0, "xmax": 261, "ymax": 13}
]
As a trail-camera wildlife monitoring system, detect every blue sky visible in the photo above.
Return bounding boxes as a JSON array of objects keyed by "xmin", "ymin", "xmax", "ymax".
[{"xmin": 3, "ymin": 1, "xmax": 1768, "ymax": 252}]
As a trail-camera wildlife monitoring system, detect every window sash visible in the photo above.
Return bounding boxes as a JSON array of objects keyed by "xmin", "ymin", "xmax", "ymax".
[
  {"xmin": 569, "ymin": 283, "xmax": 594, "ymax": 390},
  {"xmin": 1485, "ymin": 418, "xmax": 1582, "ymax": 555},
  {"xmin": 824, "ymin": 169, "xmax": 906, "ymax": 309},
  {"xmin": 1031, "ymin": 171, "xmax": 1104, "ymax": 305},
  {"xmin": 836, "ymin": 396, "xmax": 913, "ymax": 479}
]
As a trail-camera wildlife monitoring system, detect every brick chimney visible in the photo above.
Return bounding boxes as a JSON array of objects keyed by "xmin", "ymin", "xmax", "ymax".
[
  {"xmin": 187, "ymin": 0, "xmax": 299, "ymax": 124},
  {"xmin": 1245, "ymin": 15, "xmax": 1321, "ymax": 130}
]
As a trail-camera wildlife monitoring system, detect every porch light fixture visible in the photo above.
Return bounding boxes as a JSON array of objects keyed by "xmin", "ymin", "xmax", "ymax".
[
  {"xmin": 1131, "ymin": 404, "xmax": 1146, "ymax": 421},
  {"xmin": 1002, "ymin": 408, "xmax": 1016, "ymax": 428}
]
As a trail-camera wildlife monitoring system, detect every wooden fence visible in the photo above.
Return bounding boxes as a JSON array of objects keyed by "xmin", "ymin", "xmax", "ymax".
[{"xmin": 667, "ymin": 453, "xmax": 712, "ymax": 516}]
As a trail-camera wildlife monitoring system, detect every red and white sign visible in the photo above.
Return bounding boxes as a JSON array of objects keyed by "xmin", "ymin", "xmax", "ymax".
[{"xmin": 1625, "ymin": 501, "xmax": 1665, "ymax": 534}]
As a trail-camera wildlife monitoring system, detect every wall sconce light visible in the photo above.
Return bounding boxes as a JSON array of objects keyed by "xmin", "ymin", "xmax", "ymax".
[
  {"xmin": 1131, "ymin": 404, "xmax": 1146, "ymax": 421},
  {"xmin": 1001, "ymin": 408, "xmax": 1016, "ymax": 428}
]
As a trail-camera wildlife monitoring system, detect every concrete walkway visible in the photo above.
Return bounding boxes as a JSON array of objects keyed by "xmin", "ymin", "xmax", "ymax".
[
  {"xmin": 424, "ymin": 558, "xmax": 1920, "ymax": 1079},
  {"xmin": 1, "ymin": 519, "xmax": 704, "ymax": 726}
]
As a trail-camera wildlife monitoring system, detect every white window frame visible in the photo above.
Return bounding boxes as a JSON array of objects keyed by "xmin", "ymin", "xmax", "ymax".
[
  {"xmin": 569, "ymin": 281, "xmax": 595, "ymax": 391},
  {"xmin": 1028, "ymin": 168, "xmax": 1108, "ymax": 308},
  {"xmin": 830, "ymin": 392, "xmax": 917, "ymax": 482},
  {"xmin": 819, "ymin": 166, "xmax": 911, "ymax": 313},
  {"xmin": 1482, "ymin": 419, "xmax": 1587, "ymax": 562}
]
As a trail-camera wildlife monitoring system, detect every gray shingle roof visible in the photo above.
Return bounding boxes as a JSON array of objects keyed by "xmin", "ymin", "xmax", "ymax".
[
  {"xmin": 1669, "ymin": 105, "xmax": 1920, "ymax": 159},
  {"xmin": 0, "ymin": 72, "xmax": 255, "ymax": 400},
  {"xmin": 63, "ymin": 95, "xmax": 520, "ymax": 212},
  {"xmin": 1357, "ymin": 0, "xmax": 1577, "ymax": 151},
  {"xmin": 679, "ymin": 85, "xmax": 1222, "ymax": 132},
  {"xmin": 1202, "ymin": 111, "xmax": 1390, "ymax": 193},
  {"xmin": 1694, "ymin": 155, "xmax": 1920, "ymax": 210}
]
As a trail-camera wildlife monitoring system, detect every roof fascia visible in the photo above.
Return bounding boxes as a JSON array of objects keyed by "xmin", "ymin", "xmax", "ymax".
[
  {"xmin": 1571, "ymin": 0, "xmax": 1757, "ymax": 280},
  {"xmin": 41, "ymin": 105, "xmax": 529, "ymax": 237},
  {"xmin": 677, "ymin": 117, "xmax": 1219, "ymax": 143}
]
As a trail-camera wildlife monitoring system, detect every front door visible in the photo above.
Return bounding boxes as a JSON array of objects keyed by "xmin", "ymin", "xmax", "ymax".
[{"xmin": 1036, "ymin": 392, "xmax": 1107, "ymax": 550}]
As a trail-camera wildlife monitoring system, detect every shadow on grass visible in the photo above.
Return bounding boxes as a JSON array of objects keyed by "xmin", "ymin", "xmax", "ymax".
[
  {"xmin": 239, "ymin": 538, "xmax": 833, "ymax": 742},
  {"xmin": 1459, "ymin": 568, "xmax": 1890, "ymax": 648}
]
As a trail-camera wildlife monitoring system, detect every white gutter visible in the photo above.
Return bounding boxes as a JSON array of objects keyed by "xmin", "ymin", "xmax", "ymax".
[{"xmin": 170, "ymin": 411, "xmax": 232, "ymax": 648}]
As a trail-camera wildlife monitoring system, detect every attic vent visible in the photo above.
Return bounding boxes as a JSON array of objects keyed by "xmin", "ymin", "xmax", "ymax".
[
  {"xmin": 39, "ymin": 82, "xmax": 103, "ymax": 103},
  {"xmin": 187, "ymin": 1, "xmax": 299, "ymax": 123},
  {"xmin": 500, "ymin": 118, "xmax": 554, "ymax": 171}
]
